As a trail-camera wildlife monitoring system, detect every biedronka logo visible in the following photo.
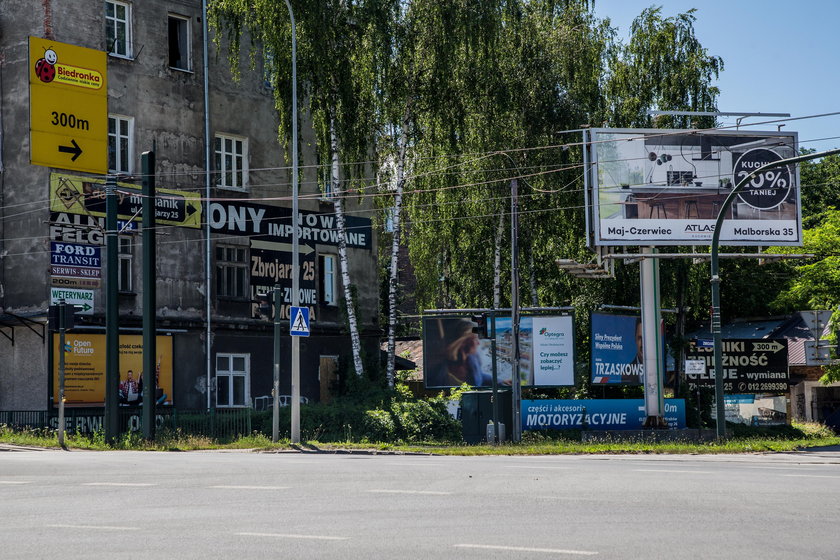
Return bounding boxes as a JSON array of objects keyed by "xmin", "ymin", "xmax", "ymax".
[{"xmin": 34, "ymin": 47, "xmax": 103, "ymax": 90}]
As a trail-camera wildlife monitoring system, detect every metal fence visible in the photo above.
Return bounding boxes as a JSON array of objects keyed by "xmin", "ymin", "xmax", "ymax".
[{"xmin": 1, "ymin": 408, "xmax": 256, "ymax": 441}]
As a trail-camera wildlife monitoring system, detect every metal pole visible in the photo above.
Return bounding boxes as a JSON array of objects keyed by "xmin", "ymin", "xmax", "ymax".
[
  {"xmin": 272, "ymin": 284, "xmax": 281, "ymax": 442},
  {"xmin": 284, "ymin": 0, "xmax": 301, "ymax": 444},
  {"xmin": 202, "ymin": 0, "xmax": 213, "ymax": 412},
  {"xmin": 58, "ymin": 299, "xmax": 66, "ymax": 448},
  {"xmin": 141, "ymin": 151, "xmax": 157, "ymax": 440},
  {"xmin": 104, "ymin": 175, "xmax": 120, "ymax": 444},
  {"xmin": 640, "ymin": 247, "xmax": 665, "ymax": 426},
  {"xmin": 489, "ymin": 310, "xmax": 500, "ymax": 444},
  {"xmin": 710, "ymin": 147, "xmax": 840, "ymax": 439},
  {"xmin": 510, "ymin": 178, "xmax": 521, "ymax": 443}
]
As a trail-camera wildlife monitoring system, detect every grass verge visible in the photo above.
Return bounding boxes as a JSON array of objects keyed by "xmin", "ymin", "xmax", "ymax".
[{"xmin": 2, "ymin": 422, "xmax": 838, "ymax": 454}]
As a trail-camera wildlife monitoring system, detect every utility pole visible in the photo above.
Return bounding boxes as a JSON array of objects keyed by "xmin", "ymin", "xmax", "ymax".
[
  {"xmin": 141, "ymin": 151, "xmax": 157, "ymax": 440},
  {"xmin": 510, "ymin": 178, "xmax": 522, "ymax": 443},
  {"xmin": 272, "ymin": 283, "xmax": 281, "ymax": 442}
]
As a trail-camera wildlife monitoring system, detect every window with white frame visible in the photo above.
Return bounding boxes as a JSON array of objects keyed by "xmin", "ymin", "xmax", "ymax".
[
  {"xmin": 105, "ymin": 1, "xmax": 132, "ymax": 58},
  {"xmin": 118, "ymin": 236, "xmax": 133, "ymax": 292},
  {"xmin": 216, "ymin": 245, "xmax": 248, "ymax": 298},
  {"xmin": 108, "ymin": 115, "xmax": 133, "ymax": 174},
  {"xmin": 214, "ymin": 134, "xmax": 248, "ymax": 189},
  {"xmin": 168, "ymin": 14, "xmax": 191, "ymax": 71},
  {"xmin": 319, "ymin": 254, "xmax": 337, "ymax": 305},
  {"xmin": 216, "ymin": 353, "xmax": 249, "ymax": 408}
]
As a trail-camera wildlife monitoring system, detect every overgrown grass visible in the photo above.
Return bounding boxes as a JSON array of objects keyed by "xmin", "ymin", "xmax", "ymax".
[{"xmin": 3, "ymin": 421, "xmax": 838, "ymax": 454}]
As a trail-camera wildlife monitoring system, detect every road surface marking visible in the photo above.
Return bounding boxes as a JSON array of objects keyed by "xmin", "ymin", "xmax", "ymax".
[
  {"xmin": 236, "ymin": 532, "xmax": 348, "ymax": 541},
  {"xmin": 48, "ymin": 524, "xmax": 138, "ymax": 531},
  {"xmin": 634, "ymin": 469, "xmax": 714, "ymax": 474},
  {"xmin": 0, "ymin": 481, "xmax": 30, "ymax": 484},
  {"xmin": 505, "ymin": 465, "xmax": 572, "ymax": 470},
  {"xmin": 368, "ymin": 489, "xmax": 451, "ymax": 495},
  {"xmin": 454, "ymin": 544, "xmax": 597, "ymax": 555},
  {"xmin": 210, "ymin": 485, "xmax": 289, "ymax": 490},
  {"xmin": 82, "ymin": 482, "xmax": 156, "ymax": 487},
  {"xmin": 783, "ymin": 474, "xmax": 840, "ymax": 479}
]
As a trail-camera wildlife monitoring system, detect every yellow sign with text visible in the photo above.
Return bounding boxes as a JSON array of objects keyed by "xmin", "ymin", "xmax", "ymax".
[
  {"xmin": 53, "ymin": 334, "xmax": 174, "ymax": 407},
  {"xmin": 50, "ymin": 173, "xmax": 203, "ymax": 229},
  {"xmin": 30, "ymin": 37, "xmax": 107, "ymax": 174}
]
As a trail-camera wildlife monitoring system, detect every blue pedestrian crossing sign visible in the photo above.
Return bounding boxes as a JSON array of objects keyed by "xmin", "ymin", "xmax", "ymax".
[{"xmin": 290, "ymin": 306, "xmax": 310, "ymax": 337}]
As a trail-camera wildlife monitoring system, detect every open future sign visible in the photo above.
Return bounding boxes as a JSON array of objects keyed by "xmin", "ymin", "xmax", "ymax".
[{"xmin": 587, "ymin": 129, "xmax": 801, "ymax": 246}]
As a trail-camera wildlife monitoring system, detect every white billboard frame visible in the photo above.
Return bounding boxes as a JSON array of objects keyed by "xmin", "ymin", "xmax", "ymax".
[{"xmin": 587, "ymin": 128, "xmax": 802, "ymax": 247}]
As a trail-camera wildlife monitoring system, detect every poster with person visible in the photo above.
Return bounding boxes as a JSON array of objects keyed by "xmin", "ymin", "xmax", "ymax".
[{"xmin": 590, "ymin": 312, "xmax": 645, "ymax": 384}]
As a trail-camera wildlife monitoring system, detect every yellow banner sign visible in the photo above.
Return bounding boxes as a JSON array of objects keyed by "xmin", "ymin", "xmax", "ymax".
[
  {"xmin": 50, "ymin": 173, "xmax": 202, "ymax": 229},
  {"xmin": 29, "ymin": 37, "xmax": 108, "ymax": 174},
  {"xmin": 53, "ymin": 334, "xmax": 174, "ymax": 407}
]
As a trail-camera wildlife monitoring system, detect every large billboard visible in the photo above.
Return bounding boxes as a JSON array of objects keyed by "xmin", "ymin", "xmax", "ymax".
[
  {"xmin": 684, "ymin": 338, "xmax": 789, "ymax": 393},
  {"xmin": 52, "ymin": 334, "xmax": 174, "ymax": 406},
  {"xmin": 588, "ymin": 129, "xmax": 800, "ymax": 246},
  {"xmin": 423, "ymin": 315, "xmax": 575, "ymax": 389}
]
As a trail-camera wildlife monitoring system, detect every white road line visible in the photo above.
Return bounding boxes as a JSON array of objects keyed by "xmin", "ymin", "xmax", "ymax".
[
  {"xmin": 633, "ymin": 469, "xmax": 714, "ymax": 474},
  {"xmin": 454, "ymin": 544, "xmax": 598, "ymax": 556},
  {"xmin": 48, "ymin": 524, "xmax": 138, "ymax": 531},
  {"xmin": 367, "ymin": 489, "xmax": 451, "ymax": 495},
  {"xmin": 0, "ymin": 481, "xmax": 30, "ymax": 485},
  {"xmin": 210, "ymin": 485, "xmax": 290, "ymax": 490},
  {"xmin": 783, "ymin": 474, "xmax": 840, "ymax": 479},
  {"xmin": 505, "ymin": 466, "xmax": 572, "ymax": 470},
  {"xmin": 236, "ymin": 532, "xmax": 348, "ymax": 541},
  {"xmin": 82, "ymin": 482, "xmax": 156, "ymax": 487}
]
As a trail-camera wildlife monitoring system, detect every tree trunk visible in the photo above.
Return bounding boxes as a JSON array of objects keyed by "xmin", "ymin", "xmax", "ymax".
[
  {"xmin": 493, "ymin": 209, "xmax": 504, "ymax": 310},
  {"xmin": 385, "ymin": 109, "xmax": 411, "ymax": 388},
  {"xmin": 330, "ymin": 115, "xmax": 364, "ymax": 377}
]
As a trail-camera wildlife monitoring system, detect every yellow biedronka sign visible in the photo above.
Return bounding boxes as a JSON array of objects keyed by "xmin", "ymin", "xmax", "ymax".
[
  {"xmin": 53, "ymin": 334, "xmax": 173, "ymax": 407},
  {"xmin": 30, "ymin": 37, "xmax": 108, "ymax": 174}
]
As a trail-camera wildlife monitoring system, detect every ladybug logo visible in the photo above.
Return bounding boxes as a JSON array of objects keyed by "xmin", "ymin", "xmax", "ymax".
[{"xmin": 35, "ymin": 48, "xmax": 58, "ymax": 83}]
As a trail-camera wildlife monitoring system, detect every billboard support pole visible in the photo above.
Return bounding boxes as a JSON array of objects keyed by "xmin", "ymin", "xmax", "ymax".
[
  {"xmin": 710, "ymin": 148, "xmax": 840, "ymax": 439},
  {"xmin": 640, "ymin": 247, "xmax": 665, "ymax": 426},
  {"xmin": 58, "ymin": 300, "xmax": 67, "ymax": 449},
  {"xmin": 489, "ymin": 310, "xmax": 500, "ymax": 444}
]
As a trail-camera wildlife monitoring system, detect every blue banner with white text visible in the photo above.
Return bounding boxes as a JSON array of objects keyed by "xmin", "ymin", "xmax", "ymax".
[{"xmin": 522, "ymin": 399, "xmax": 686, "ymax": 431}]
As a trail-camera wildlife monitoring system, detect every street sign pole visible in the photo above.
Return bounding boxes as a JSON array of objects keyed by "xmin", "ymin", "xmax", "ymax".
[
  {"xmin": 58, "ymin": 299, "xmax": 67, "ymax": 449},
  {"xmin": 272, "ymin": 284, "xmax": 281, "ymax": 443},
  {"xmin": 510, "ymin": 178, "xmax": 522, "ymax": 443},
  {"xmin": 141, "ymin": 151, "xmax": 157, "ymax": 440},
  {"xmin": 104, "ymin": 174, "xmax": 120, "ymax": 444}
]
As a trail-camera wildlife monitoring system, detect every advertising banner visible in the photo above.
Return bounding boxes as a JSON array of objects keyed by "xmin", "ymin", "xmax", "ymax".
[
  {"xmin": 249, "ymin": 239, "xmax": 317, "ymax": 321},
  {"xmin": 50, "ymin": 173, "xmax": 202, "ymax": 228},
  {"xmin": 208, "ymin": 200, "xmax": 373, "ymax": 250},
  {"xmin": 423, "ymin": 315, "xmax": 575, "ymax": 389},
  {"xmin": 49, "ymin": 212, "xmax": 136, "ymax": 245},
  {"xmin": 590, "ymin": 312, "xmax": 644, "ymax": 384},
  {"xmin": 52, "ymin": 334, "xmax": 174, "ymax": 406},
  {"xmin": 50, "ymin": 241, "xmax": 101, "ymax": 268},
  {"xmin": 588, "ymin": 128, "xmax": 801, "ymax": 246},
  {"xmin": 684, "ymin": 338, "xmax": 789, "ymax": 393},
  {"xmin": 712, "ymin": 394, "xmax": 788, "ymax": 426},
  {"xmin": 522, "ymin": 399, "xmax": 686, "ymax": 430}
]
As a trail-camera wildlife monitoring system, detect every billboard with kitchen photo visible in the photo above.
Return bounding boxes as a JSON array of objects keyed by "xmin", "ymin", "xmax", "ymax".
[
  {"xmin": 423, "ymin": 315, "xmax": 575, "ymax": 389},
  {"xmin": 588, "ymin": 128, "xmax": 800, "ymax": 246}
]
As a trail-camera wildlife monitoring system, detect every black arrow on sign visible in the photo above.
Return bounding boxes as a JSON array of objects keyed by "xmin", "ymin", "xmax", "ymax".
[{"xmin": 58, "ymin": 139, "xmax": 83, "ymax": 162}]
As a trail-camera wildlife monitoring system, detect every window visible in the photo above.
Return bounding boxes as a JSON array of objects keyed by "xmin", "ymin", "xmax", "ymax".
[
  {"xmin": 168, "ymin": 15, "xmax": 191, "ymax": 71},
  {"xmin": 108, "ymin": 115, "xmax": 133, "ymax": 173},
  {"xmin": 105, "ymin": 1, "xmax": 132, "ymax": 58},
  {"xmin": 216, "ymin": 354, "xmax": 249, "ymax": 408},
  {"xmin": 214, "ymin": 134, "xmax": 248, "ymax": 189},
  {"xmin": 118, "ymin": 236, "xmax": 133, "ymax": 292},
  {"xmin": 216, "ymin": 245, "xmax": 248, "ymax": 298},
  {"xmin": 319, "ymin": 254, "xmax": 337, "ymax": 305}
]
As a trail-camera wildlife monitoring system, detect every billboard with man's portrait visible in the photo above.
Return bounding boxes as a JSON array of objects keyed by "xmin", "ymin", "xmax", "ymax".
[{"xmin": 587, "ymin": 128, "xmax": 801, "ymax": 246}]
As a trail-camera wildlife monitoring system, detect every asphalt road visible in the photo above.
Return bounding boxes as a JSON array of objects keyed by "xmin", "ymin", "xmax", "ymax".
[{"xmin": 2, "ymin": 446, "xmax": 839, "ymax": 559}]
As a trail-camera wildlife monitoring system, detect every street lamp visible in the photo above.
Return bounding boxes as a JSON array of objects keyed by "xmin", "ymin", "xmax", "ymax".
[{"xmin": 710, "ymin": 147, "xmax": 840, "ymax": 439}]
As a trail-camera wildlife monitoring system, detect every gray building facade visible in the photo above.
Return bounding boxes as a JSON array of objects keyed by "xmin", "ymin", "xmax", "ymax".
[{"xmin": 0, "ymin": 1, "xmax": 380, "ymax": 414}]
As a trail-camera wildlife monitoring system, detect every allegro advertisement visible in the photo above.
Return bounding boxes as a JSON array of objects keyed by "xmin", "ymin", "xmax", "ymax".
[
  {"xmin": 588, "ymin": 128, "xmax": 801, "ymax": 246},
  {"xmin": 52, "ymin": 334, "xmax": 173, "ymax": 406}
]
